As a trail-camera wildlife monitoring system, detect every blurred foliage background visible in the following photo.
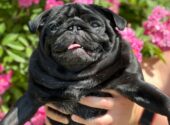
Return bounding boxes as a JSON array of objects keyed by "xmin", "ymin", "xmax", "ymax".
[{"xmin": 0, "ymin": 0, "xmax": 170, "ymax": 114}]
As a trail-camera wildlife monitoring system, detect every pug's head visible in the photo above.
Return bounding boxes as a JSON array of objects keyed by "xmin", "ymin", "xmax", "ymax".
[{"xmin": 28, "ymin": 4, "xmax": 127, "ymax": 72}]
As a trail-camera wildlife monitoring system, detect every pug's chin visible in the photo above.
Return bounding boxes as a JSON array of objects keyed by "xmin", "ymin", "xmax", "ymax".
[{"xmin": 52, "ymin": 48, "xmax": 101, "ymax": 72}]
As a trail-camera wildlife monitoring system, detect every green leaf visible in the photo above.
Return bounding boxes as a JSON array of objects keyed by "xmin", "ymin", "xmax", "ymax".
[
  {"xmin": 135, "ymin": 27, "xmax": 144, "ymax": 38},
  {"xmin": 10, "ymin": 87, "xmax": 23, "ymax": 100},
  {"xmin": 18, "ymin": 36, "xmax": 29, "ymax": 47},
  {"xmin": 2, "ymin": 33, "xmax": 18, "ymax": 45},
  {"xmin": 12, "ymin": 73, "xmax": 28, "ymax": 90},
  {"xmin": 95, "ymin": 0, "xmax": 111, "ymax": 7},
  {"xmin": 129, "ymin": 0, "xmax": 137, "ymax": 5},
  {"xmin": 3, "ymin": 56, "xmax": 13, "ymax": 64},
  {"xmin": 0, "ymin": 46, "xmax": 4, "ymax": 56},
  {"xmin": 23, "ymin": 25, "xmax": 29, "ymax": 32},
  {"xmin": 142, "ymin": 41, "xmax": 165, "ymax": 62},
  {"xmin": 19, "ymin": 63, "xmax": 27, "ymax": 74},
  {"xmin": 6, "ymin": 42, "xmax": 25, "ymax": 51},
  {"xmin": 1, "ymin": 104, "xmax": 9, "ymax": 113},
  {"xmin": 142, "ymin": 35, "xmax": 150, "ymax": 43},
  {"xmin": 63, "ymin": 0, "xmax": 71, "ymax": 3},
  {"xmin": 0, "ymin": 23, "xmax": 6, "ymax": 34},
  {"xmin": 26, "ymin": 47, "xmax": 33, "ymax": 57},
  {"xmin": 11, "ymin": 65, "xmax": 18, "ymax": 71},
  {"xmin": 32, "ymin": 8, "xmax": 43, "ymax": 14},
  {"xmin": 101, "ymin": 1, "xmax": 110, "ymax": 7},
  {"xmin": 2, "ymin": 93, "xmax": 11, "ymax": 103},
  {"xmin": 94, "ymin": 0, "xmax": 100, "ymax": 4},
  {"xmin": 27, "ymin": 34, "xmax": 38, "ymax": 47},
  {"xmin": 120, "ymin": 0, "xmax": 128, "ymax": 2},
  {"xmin": 6, "ymin": 49, "xmax": 25, "ymax": 63}
]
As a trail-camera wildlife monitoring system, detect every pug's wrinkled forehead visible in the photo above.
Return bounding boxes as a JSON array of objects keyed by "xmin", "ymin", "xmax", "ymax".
[
  {"xmin": 47, "ymin": 4, "xmax": 105, "ymax": 27},
  {"xmin": 28, "ymin": 4, "xmax": 127, "ymax": 33},
  {"xmin": 50, "ymin": 4, "xmax": 98, "ymax": 18}
]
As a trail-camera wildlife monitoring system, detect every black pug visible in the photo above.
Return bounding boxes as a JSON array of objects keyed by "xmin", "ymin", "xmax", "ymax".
[{"xmin": 1, "ymin": 3, "xmax": 170, "ymax": 125}]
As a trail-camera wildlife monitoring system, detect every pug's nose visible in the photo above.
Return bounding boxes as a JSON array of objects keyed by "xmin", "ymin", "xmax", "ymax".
[{"xmin": 68, "ymin": 25, "xmax": 82, "ymax": 32}]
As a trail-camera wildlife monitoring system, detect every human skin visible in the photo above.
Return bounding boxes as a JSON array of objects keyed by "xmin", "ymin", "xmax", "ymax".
[
  {"xmin": 46, "ymin": 51, "xmax": 170, "ymax": 125},
  {"xmin": 46, "ymin": 90, "xmax": 137, "ymax": 125}
]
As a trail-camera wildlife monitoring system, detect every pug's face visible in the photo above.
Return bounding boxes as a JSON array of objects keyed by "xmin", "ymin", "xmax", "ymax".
[{"xmin": 29, "ymin": 4, "xmax": 126, "ymax": 72}]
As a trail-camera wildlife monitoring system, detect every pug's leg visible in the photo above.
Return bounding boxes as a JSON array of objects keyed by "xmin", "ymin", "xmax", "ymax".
[
  {"xmin": 109, "ymin": 76, "xmax": 170, "ymax": 124},
  {"xmin": 0, "ymin": 92, "xmax": 42, "ymax": 125}
]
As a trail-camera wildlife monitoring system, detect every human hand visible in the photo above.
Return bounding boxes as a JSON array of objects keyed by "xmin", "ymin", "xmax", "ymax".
[
  {"xmin": 46, "ymin": 90, "xmax": 135, "ymax": 125},
  {"xmin": 45, "ymin": 103, "xmax": 69, "ymax": 125},
  {"xmin": 71, "ymin": 90, "xmax": 135, "ymax": 125},
  {"xmin": 71, "ymin": 93, "xmax": 114, "ymax": 125}
]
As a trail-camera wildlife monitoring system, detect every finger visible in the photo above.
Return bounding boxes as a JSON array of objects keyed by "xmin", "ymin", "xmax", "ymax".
[
  {"xmin": 92, "ymin": 113, "xmax": 114, "ymax": 125},
  {"xmin": 79, "ymin": 96, "xmax": 114, "ymax": 110},
  {"xmin": 71, "ymin": 115, "xmax": 87, "ymax": 124},
  {"xmin": 71, "ymin": 113, "xmax": 114, "ymax": 125},
  {"xmin": 46, "ymin": 118, "xmax": 53, "ymax": 125},
  {"xmin": 45, "ymin": 106, "xmax": 69, "ymax": 124},
  {"xmin": 46, "ymin": 103, "xmax": 69, "ymax": 115},
  {"xmin": 101, "ymin": 89, "xmax": 121, "ymax": 97}
]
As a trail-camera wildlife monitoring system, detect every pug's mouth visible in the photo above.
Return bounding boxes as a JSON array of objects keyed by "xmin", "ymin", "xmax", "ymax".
[
  {"xmin": 68, "ymin": 43, "xmax": 81, "ymax": 50},
  {"xmin": 67, "ymin": 43, "xmax": 96, "ymax": 57},
  {"xmin": 51, "ymin": 41, "xmax": 100, "ymax": 58},
  {"xmin": 50, "ymin": 42, "xmax": 102, "ymax": 72}
]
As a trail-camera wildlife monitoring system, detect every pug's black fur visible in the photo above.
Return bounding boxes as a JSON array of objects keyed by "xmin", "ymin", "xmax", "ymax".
[{"xmin": 1, "ymin": 4, "xmax": 170, "ymax": 125}]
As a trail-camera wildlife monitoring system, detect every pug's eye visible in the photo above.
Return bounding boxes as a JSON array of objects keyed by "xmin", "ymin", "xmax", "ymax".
[{"xmin": 90, "ymin": 21, "xmax": 101, "ymax": 28}]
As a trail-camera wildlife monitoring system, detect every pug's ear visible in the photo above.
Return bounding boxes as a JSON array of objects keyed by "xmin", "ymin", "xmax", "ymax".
[
  {"xmin": 90, "ymin": 4, "xmax": 127, "ymax": 30},
  {"xmin": 28, "ymin": 9, "xmax": 51, "ymax": 33}
]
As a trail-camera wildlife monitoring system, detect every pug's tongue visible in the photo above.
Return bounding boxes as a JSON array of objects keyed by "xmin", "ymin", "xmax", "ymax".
[{"xmin": 68, "ymin": 44, "xmax": 81, "ymax": 50}]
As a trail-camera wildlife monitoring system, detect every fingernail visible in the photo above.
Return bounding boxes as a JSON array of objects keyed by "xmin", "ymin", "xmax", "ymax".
[
  {"xmin": 71, "ymin": 115, "xmax": 78, "ymax": 121},
  {"xmin": 63, "ymin": 119, "xmax": 69, "ymax": 124}
]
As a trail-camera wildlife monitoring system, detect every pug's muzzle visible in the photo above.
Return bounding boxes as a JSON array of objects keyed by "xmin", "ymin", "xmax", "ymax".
[{"xmin": 1, "ymin": 3, "xmax": 170, "ymax": 125}]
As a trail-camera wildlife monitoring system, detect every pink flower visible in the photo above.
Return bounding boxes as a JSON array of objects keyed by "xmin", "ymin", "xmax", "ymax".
[
  {"xmin": 0, "ymin": 70, "xmax": 13, "ymax": 95},
  {"xmin": 0, "ymin": 112, "xmax": 5, "ymax": 121},
  {"xmin": 119, "ymin": 27, "xmax": 144, "ymax": 62},
  {"xmin": 32, "ymin": 0, "xmax": 40, "ymax": 4},
  {"xmin": 143, "ymin": 6, "xmax": 170, "ymax": 50},
  {"xmin": 24, "ymin": 106, "xmax": 46, "ymax": 125},
  {"xmin": 148, "ymin": 6, "xmax": 169, "ymax": 21},
  {"xmin": 45, "ymin": 0, "xmax": 64, "ymax": 10},
  {"xmin": 107, "ymin": 0, "xmax": 120, "ymax": 13},
  {"xmin": 18, "ymin": 0, "xmax": 33, "ymax": 8},
  {"xmin": 73, "ymin": 0, "xmax": 93, "ymax": 4}
]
